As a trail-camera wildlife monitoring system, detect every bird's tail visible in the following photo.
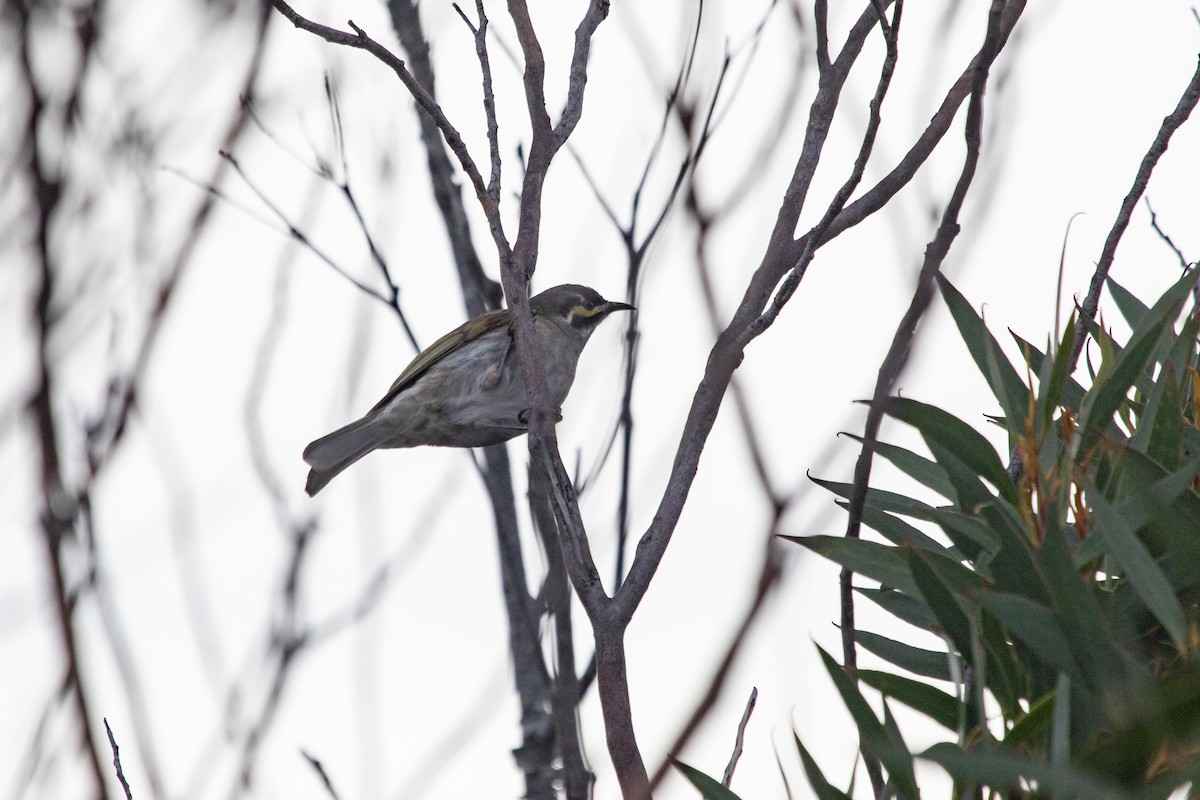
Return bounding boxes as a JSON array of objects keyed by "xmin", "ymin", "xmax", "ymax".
[{"xmin": 302, "ymin": 414, "xmax": 386, "ymax": 496}]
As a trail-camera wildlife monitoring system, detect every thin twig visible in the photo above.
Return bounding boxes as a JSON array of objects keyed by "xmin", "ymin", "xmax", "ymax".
[
  {"xmin": 384, "ymin": 5, "xmax": 555, "ymax": 796},
  {"xmin": 301, "ymin": 750, "xmax": 342, "ymax": 800},
  {"xmin": 1145, "ymin": 197, "xmax": 1193, "ymax": 271},
  {"xmin": 268, "ymin": 0, "xmax": 493, "ymax": 215},
  {"xmin": 722, "ymin": 687, "xmax": 759, "ymax": 787},
  {"xmin": 839, "ymin": 2, "xmax": 1007, "ymax": 795},
  {"xmin": 17, "ymin": 0, "xmax": 117, "ymax": 787},
  {"xmin": 322, "ymin": 75, "xmax": 421, "ymax": 350},
  {"xmin": 1069, "ymin": 53, "xmax": 1200, "ymax": 368},
  {"xmin": 749, "ymin": 0, "xmax": 903, "ymax": 339},
  {"xmin": 104, "ymin": 718, "xmax": 134, "ymax": 800},
  {"xmin": 613, "ymin": 0, "xmax": 908, "ymax": 628},
  {"xmin": 218, "ymin": 149, "xmax": 394, "ymax": 308}
]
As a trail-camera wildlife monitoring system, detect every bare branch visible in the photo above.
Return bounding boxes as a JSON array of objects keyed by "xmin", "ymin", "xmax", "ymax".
[
  {"xmin": 821, "ymin": 0, "xmax": 1027, "ymax": 245},
  {"xmin": 322, "ymin": 76, "xmax": 421, "ymax": 350},
  {"xmin": 613, "ymin": 0, "xmax": 910, "ymax": 627},
  {"xmin": 301, "ymin": 751, "xmax": 343, "ymax": 800},
  {"xmin": 556, "ymin": 0, "xmax": 613, "ymax": 145},
  {"xmin": 750, "ymin": 0, "xmax": 903, "ymax": 339},
  {"xmin": 103, "ymin": 718, "xmax": 134, "ymax": 800},
  {"xmin": 1069, "ymin": 54, "xmax": 1200, "ymax": 367},
  {"xmin": 385, "ymin": 4, "xmax": 557, "ymax": 795},
  {"xmin": 219, "ymin": 149, "xmax": 395, "ymax": 309},
  {"xmin": 723, "ymin": 687, "xmax": 759, "ymax": 787},
  {"xmin": 1145, "ymin": 198, "xmax": 1192, "ymax": 271},
  {"xmin": 268, "ymin": 0, "xmax": 493, "ymax": 217},
  {"xmin": 387, "ymin": 0, "xmax": 501, "ymax": 317},
  {"xmin": 839, "ymin": 2, "xmax": 1008, "ymax": 792},
  {"xmin": 454, "ymin": 2, "xmax": 504, "ymax": 204}
]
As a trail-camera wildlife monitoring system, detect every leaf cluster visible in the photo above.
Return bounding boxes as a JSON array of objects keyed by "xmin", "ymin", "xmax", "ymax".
[{"xmin": 774, "ymin": 269, "xmax": 1200, "ymax": 799}]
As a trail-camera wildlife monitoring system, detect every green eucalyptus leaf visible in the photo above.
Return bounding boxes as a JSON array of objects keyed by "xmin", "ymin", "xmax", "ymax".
[
  {"xmin": 879, "ymin": 396, "xmax": 1018, "ymax": 504},
  {"xmin": 841, "ymin": 432, "xmax": 956, "ymax": 499},
  {"xmin": 782, "ymin": 535, "xmax": 919, "ymax": 597},
  {"xmin": 856, "ymin": 630, "xmax": 952, "ymax": 680},
  {"xmin": 793, "ymin": 733, "xmax": 853, "ymax": 800},
  {"xmin": 938, "ymin": 274, "xmax": 1030, "ymax": 437},
  {"xmin": 978, "ymin": 592, "xmax": 1082, "ymax": 681},
  {"xmin": 921, "ymin": 742, "xmax": 1126, "ymax": 799},
  {"xmin": 926, "ymin": 507, "xmax": 999, "ymax": 562},
  {"xmin": 1107, "ymin": 276, "xmax": 1151, "ymax": 329},
  {"xmin": 905, "ymin": 549, "xmax": 978, "ymax": 660},
  {"xmin": 1033, "ymin": 517, "xmax": 1138, "ymax": 700},
  {"xmin": 1038, "ymin": 314, "xmax": 1078, "ymax": 430},
  {"xmin": 860, "ymin": 669, "xmax": 960, "ymax": 732},
  {"xmin": 671, "ymin": 759, "xmax": 744, "ymax": 800},
  {"xmin": 879, "ymin": 700, "xmax": 922, "ymax": 800},
  {"xmin": 1079, "ymin": 268, "xmax": 1198, "ymax": 454},
  {"xmin": 856, "ymin": 587, "xmax": 937, "ymax": 631},
  {"xmin": 809, "ymin": 476, "xmax": 935, "ymax": 521},
  {"xmin": 817, "ymin": 646, "xmax": 919, "ymax": 800},
  {"xmin": 836, "ymin": 501, "xmax": 953, "ymax": 555},
  {"xmin": 1013, "ymin": 330, "xmax": 1089, "ymax": 413},
  {"xmin": 1083, "ymin": 479, "xmax": 1188, "ymax": 651},
  {"xmin": 1003, "ymin": 689, "xmax": 1056, "ymax": 750}
]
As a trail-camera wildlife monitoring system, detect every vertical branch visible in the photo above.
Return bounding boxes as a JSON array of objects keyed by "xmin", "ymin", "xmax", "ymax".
[
  {"xmin": 17, "ymin": 0, "xmax": 116, "ymax": 794},
  {"xmin": 1068, "ymin": 54, "xmax": 1200, "ymax": 368},
  {"xmin": 614, "ymin": 0, "xmax": 899, "ymax": 626},
  {"xmin": 594, "ymin": 628, "xmax": 650, "ymax": 800},
  {"xmin": 388, "ymin": 0, "xmax": 501, "ymax": 317},
  {"xmin": 839, "ymin": 2, "xmax": 1006, "ymax": 795},
  {"xmin": 529, "ymin": 464, "xmax": 591, "ymax": 799},
  {"xmin": 386, "ymin": 3, "xmax": 557, "ymax": 796}
]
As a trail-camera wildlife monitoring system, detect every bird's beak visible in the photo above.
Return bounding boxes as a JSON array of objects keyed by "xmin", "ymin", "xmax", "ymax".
[{"xmin": 603, "ymin": 301, "xmax": 635, "ymax": 315}]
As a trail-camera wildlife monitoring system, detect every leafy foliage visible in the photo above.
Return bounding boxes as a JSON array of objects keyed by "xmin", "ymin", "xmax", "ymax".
[{"xmin": 788, "ymin": 270, "xmax": 1200, "ymax": 798}]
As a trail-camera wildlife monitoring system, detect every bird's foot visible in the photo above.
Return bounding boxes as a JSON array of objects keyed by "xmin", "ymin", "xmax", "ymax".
[{"xmin": 518, "ymin": 407, "xmax": 563, "ymax": 425}]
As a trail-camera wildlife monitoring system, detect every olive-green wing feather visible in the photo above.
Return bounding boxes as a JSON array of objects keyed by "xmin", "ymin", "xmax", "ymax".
[{"xmin": 369, "ymin": 308, "xmax": 513, "ymax": 413}]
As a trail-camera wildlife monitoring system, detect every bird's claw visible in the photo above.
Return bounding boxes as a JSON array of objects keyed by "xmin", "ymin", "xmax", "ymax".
[{"xmin": 518, "ymin": 407, "xmax": 563, "ymax": 425}]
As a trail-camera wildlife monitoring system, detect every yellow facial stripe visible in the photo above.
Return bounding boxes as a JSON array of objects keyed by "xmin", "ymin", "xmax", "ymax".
[{"xmin": 570, "ymin": 303, "xmax": 603, "ymax": 319}]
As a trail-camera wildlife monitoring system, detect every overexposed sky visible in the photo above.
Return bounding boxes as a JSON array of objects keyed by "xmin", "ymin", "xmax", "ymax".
[{"xmin": 4, "ymin": 1, "xmax": 1200, "ymax": 798}]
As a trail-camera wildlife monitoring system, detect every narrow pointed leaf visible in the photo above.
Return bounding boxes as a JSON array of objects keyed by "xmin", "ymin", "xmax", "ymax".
[
  {"xmin": 978, "ymin": 592, "xmax": 1082, "ymax": 680},
  {"xmin": 1014, "ymin": 331, "xmax": 1088, "ymax": 412},
  {"xmin": 1083, "ymin": 479, "xmax": 1188, "ymax": 651},
  {"xmin": 905, "ymin": 548, "xmax": 976, "ymax": 659},
  {"xmin": 860, "ymin": 669, "xmax": 960, "ymax": 732},
  {"xmin": 794, "ymin": 733, "xmax": 854, "ymax": 800},
  {"xmin": 1107, "ymin": 276, "xmax": 1150, "ymax": 329},
  {"xmin": 672, "ymin": 759, "xmax": 744, "ymax": 800},
  {"xmin": 1079, "ymin": 268, "xmax": 1198, "ymax": 453},
  {"xmin": 856, "ymin": 630, "xmax": 952, "ymax": 680},
  {"xmin": 926, "ymin": 507, "xmax": 999, "ymax": 561},
  {"xmin": 1036, "ymin": 313, "xmax": 1078, "ymax": 429},
  {"xmin": 880, "ymin": 396, "xmax": 1017, "ymax": 503},
  {"xmin": 817, "ymin": 646, "xmax": 917, "ymax": 799},
  {"xmin": 809, "ymin": 476, "xmax": 935, "ymax": 520},
  {"xmin": 856, "ymin": 587, "xmax": 936, "ymax": 631},
  {"xmin": 938, "ymin": 274, "xmax": 1030, "ymax": 432},
  {"xmin": 983, "ymin": 325, "xmax": 1031, "ymax": 444},
  {"xmin": 837, "ymin": 501, "xmax": 952, "ymax": 555},
  {"xmin": 1033, "ymin": 517, "xmax": 1136, "ymax": 696},
  {"xmin": 879, "ymin": 700, "xmax": 921, "ymax": 800},
  {"xmin": 783, "ymin": 536, "xmax": 918, "ymax": 596},
  {"xmin": 921, "ymin": 742, "xmax": 1125, "ymax": 799},
  {"xmin": 842, "ymin": 433, "xmax": 955, "ymax": 499},
  {"xmin": 1003, "ymin": 690, "xmax": 1056, "ymax": 749}
]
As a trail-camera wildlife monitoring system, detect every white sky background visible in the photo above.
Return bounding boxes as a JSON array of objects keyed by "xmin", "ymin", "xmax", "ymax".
[{"xmin": 3, "ymin": 0, "xmax": 1200, "ymax": 798}]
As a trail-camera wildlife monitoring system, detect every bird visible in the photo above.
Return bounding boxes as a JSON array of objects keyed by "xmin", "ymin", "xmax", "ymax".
[{"xmin": 302, "ymin": 284, "xmax": 633, "ymax": 496}]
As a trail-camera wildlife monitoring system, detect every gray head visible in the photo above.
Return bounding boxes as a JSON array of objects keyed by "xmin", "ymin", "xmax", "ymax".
[{"xmin": 530, "ymin": 284, "xmax": 634, "ymax": 333}]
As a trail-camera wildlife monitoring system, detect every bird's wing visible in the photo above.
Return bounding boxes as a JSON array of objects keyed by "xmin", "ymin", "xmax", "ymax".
[{"xmin": 369, "ymin": 308, "xmax": 513, "ymax": 413}]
